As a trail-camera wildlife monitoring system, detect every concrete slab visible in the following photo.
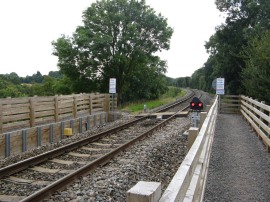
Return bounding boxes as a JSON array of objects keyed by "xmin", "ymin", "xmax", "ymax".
[{"xmin": 127, "ymin": 181, "xmax": 161, "ymax": 202}]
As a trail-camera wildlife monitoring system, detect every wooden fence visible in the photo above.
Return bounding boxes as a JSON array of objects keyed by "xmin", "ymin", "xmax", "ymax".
[
  {"xmin": 127, "ymin": 94, "xmax": 270, "ymax": 201},
  {"xmin": 0, "ymin": 93, "xmax": 117, "ymax": 134},
  {"xmin": 0, "ymin": 112, "xmax": 121, "ymax": 158},
  {"xmin": 0, "ymin": 93, "xmax": 118, "ymax": 158},
  {"xmin": 240, "ymin": 95, "xmax": 270, "ymax": 152},
  {"xmin": 220, "ymin": 95, "xmax": 241, "ymax": 114},
  {"xmin": 219, "ymin": 95, "xmax": 270, "ymax": 152}
]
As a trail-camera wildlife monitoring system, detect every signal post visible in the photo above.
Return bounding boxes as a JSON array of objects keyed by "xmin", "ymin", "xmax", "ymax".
[
  {"xmin": 187, "ymin": 97, "xmax": 204, "ymax": 149},
  {"xmin": 190, "ymin": 97, "xmax": 203, "ymax": 128}
]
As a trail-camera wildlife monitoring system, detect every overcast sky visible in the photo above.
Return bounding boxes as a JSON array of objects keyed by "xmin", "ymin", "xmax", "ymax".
[{"xmin": 0, "ymin": 0, "xmax": 224, "ymax": 78}]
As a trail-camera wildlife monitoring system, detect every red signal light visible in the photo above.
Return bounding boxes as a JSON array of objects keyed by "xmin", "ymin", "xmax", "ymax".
[
  {"xmin": 191, "ymin": 102, "xmax": 195, "ymax": 107},
  {"xmin": 198, "ymin": 102, "xmax": 203, "ymax": 107}
]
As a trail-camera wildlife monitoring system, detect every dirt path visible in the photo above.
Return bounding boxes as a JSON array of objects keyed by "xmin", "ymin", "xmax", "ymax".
[{"xmin": 204, "ymin": 114, "xmax": 270, "ymax": 201}]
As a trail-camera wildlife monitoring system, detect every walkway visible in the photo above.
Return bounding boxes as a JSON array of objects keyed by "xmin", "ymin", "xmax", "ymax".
[{"xmin": 204, "ymin": 114, "xmax": 270, "ymax": 201}]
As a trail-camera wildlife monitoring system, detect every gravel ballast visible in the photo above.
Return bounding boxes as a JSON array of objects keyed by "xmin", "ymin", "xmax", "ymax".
[
  {"xmin": 49, "ymin": 117, "xmax": 190, "ymax": 201},
  {"xmin": 204, "ymin": 114, "xmax": 270, "ymax": 201}
]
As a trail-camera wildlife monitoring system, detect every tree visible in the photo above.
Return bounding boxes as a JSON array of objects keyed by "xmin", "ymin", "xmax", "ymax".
[
  {"xmin": 22, "ymin": 71, "xmax": 44, "ymax": 84},
  {"xmin": 124, "ymin": 57, "xmax": 168, "ymax": 101},
  {"xmin": 48, "ymin": 71, "xmax": 63, "ymax": 79},
  {"xmin": 241, "ymin": 31, "xmax": 270, "ymax": 103},
  {"xmin": 203, "ymin": 0, "xmax": 270, "ymax": 94},
  {"xmin": 166, "ymin": 77, "xmax": 176, "ymax": 86},
  {"xmin": 0, "ymin": 75, "xmax": 28, "ymax": 98},
  {"xmin": 175, "ymin": 77, "xmax": 190, "ymax": 88},
  {"xmin": 4, "ymin": 72, "xmax": 21, "ymax": 85},
  {"xmin": 32, "ymin": 71, "xmax": 44, "ymax": 83},
  {"xmin": 190, "ymin": 68, "xmax": 206, "ymax": 90},
  {"xmin": 52, "ymin": 0, "xmax": 173, "ymax": 104}
]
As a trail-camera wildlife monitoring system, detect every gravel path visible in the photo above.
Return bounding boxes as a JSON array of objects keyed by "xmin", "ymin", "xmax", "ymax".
[{"xmin": 204, "ymin": 114, "xmax": 270, "ymax": 201}]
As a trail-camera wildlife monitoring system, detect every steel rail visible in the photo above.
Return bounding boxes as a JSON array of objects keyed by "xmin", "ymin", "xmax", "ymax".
[
  {"xmin": 0, "ymin": 90, "xmax": 196, "ymax": 201},
  {"xmin": 0, "ymin": 90, "xmax": 196, "ymax": 179},
  {"xmin": 21, "ymin": 105, "xmax": 190, "ymax": 202},
  {"xmin": 0, "ymin": 116, "xmax": 147, "ymax": 179},
  {"xmin": 155, "ymin": 90, "xmax": 195, "ymax": 112}
]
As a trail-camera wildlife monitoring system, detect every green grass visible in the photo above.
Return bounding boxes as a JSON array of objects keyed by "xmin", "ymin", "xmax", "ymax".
[{"xmin": 122, "ymin": 87, "xmax": 187, "ymax": 114}]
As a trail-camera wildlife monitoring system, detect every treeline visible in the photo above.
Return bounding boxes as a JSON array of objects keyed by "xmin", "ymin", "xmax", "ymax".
[
  {"xmin": 190, "ymin": 0, "xmax": 270, "ymax": 103},
  {"xmin": 0, "ymin": 71, "xmax": 73, "ymax": 98},
  {"xmin": 0, "ymin": 71, "xmax": 178, "ymax": 100},
  {"xmin": 166, "ymin": 77, "xmax": 191, "ymax": 88}
]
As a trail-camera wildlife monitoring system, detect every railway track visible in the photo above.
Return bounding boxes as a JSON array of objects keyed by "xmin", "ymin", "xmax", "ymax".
[{"xmin": 0, "ymin": 90, "xmax": 199, "ymax": 202}]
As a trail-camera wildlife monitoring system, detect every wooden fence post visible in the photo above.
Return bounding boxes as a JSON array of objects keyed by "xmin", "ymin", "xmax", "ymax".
[
  {"xmin": 73, "ymin": 95, "xmax": 78, "ymax": 118},
  {"xmin": 89, "ymin": 94, "xmax": 92, "ymax": 115},
  {"xmin": 104, "ymin": 94, "xmax": 110, "ymax": 112},
  {"xmin": 54, "ymin": 96, "xmax": 59, "ymax": 122},
  {"xmin": 260, "ymin": 101, "xmax": 265, "ymax": 132},
  {"xmin": 0, "ymin": 100, "xmax": 2, "ymax": 133},
  {"xmin": 30, "ymin": 97, "xmax": 35, "ymax": 127},
  {"xmin": 114, "ymin": 93, "xmax": 118, "ymax": 109}
]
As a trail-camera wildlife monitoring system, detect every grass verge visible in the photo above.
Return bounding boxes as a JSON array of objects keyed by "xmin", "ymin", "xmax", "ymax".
[{"xmin": 122, "ymin": 88, "xmax": 187, "ymax": 114}]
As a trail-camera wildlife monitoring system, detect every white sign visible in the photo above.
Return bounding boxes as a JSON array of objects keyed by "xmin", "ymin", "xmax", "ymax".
[
  {"xmin": 216, "ymin": 78, "xmax": 225, "ymax": 95},
  {"xmin": 216, "ymin": 89, "xmax": 225, "ymax": 95},
  {"xmin": 216, "ymin": 78, "xmax": 225, "ymax": 89},
  {"xmin": 109, "ymin": 78, "xmax": 116, "ymax": 94}
]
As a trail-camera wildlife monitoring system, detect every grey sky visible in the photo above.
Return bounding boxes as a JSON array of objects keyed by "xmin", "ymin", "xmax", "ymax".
[{"xmin": 0, "ymin": 0, "xmax": 224, "ymax": 78}]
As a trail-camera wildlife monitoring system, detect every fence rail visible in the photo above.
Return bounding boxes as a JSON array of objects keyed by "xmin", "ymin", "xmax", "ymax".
[
  {"xmin": 127, "ymin": 94, "xmax": 270, "ymax": 201},
  {"xmin": 240, "ymin": 95, "xmax": 270, "ymax": 152},
  {"xmin": 0, "ymin": 93, "xmax": 117, "ymax": 134},
  {"xmin": 220, "ymin": 95, "xmax": 240, "ymax": 114},
  {"xmin": 159, "ymin": 96, "xmax": 218, "ymax": 201},
  {"xmin": 0, "ymin": 93, "xmax": 118, "ymax": 158},
  {"xmin": 127, "ymin": 96, "xmax": 218, "ymax": 202},
  {"xmin": 220, "ymin": 95, "xmax": 270, "ymax": 152}
]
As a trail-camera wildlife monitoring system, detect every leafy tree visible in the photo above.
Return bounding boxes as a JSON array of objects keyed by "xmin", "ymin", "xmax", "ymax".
[
  {"xmin": 32, "ymin": 71, "xmax": 44, "ymax": 83},
  {"xmin": 22, "ymin": 71, "xmax": 44, "ymax": 84},
  {"xmin": 190, "ymin": 68, "xmax": 206, "ymax": 90},
  {"xmin": 241, "ymin": 31, "xmax": 270, "ymax": 103},
  {"xmin": 52, "ymin": 0, "xmax": 173, "ymax": 104},
  {"xmin": 124, "ymin": 58, "xmax": 168, "ymax": 101},
  {"xmin": 48, "ymin": 71, "xmax": 63, "ymax": 79},
  {"xmin": 0, "ymin": 75, "xmax": 29, "ymax": 98},
  {"xmin": 4, "ymin": 72, "xmax": 21, "ymax": 85},
  {"xmin": 53, "ymin": 76, "xmax": 73, "ymax": 95},
  {"xmin": 175, "ymin": 77, "xmax": 190, "ymax": 88},
  {"xmin": 166, "ymin": 77, "xmax": 176, "ymax": 86},
  {"xmin": 203, "ymin": 0, "xmax": 270, "ymax": 94}
]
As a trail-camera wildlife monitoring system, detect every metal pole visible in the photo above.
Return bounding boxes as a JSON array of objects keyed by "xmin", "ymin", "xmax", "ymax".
[
  {"xmin": 196, "ymin": 111, "xmax": 199, "ymax": 128},
  {"xmin": 112, "ymin": 93, "xmax": 114, "ymax": 111}
]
